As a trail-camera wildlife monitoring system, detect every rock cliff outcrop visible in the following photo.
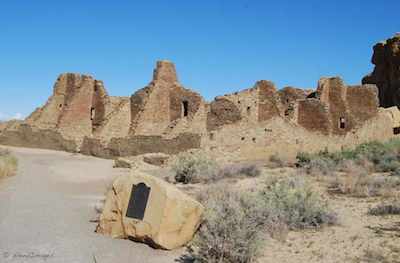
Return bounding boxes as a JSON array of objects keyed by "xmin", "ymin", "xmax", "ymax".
[{"xmin": 363, "ymin": 34, "xmax": 400, "ymax": 108}]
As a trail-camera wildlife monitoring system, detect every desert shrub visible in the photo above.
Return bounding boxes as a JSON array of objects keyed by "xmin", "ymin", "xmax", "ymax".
[
  {"xmin": 190, "ymin": 178, "xmax": 337, "ymax": 263},
  {"xmin": 305, "ymin": 157, "xmax": 336, "ymax": 176},
  {"xmin": 296, "ymin": 139, "xmax": 400, "ymax": 176},
  {"xmin": 331, "ymin": 171, "xmax": 400, "ymax": 198},
  {"xmin": 369, "ymin": 200, "xmax": 400, "ymax": 216},
  {"xmin": 259, "ymin": 177, "xmax": 337, "ymax": 229},
  {"xmin": 268, "ymin": 154, "xmax": 286, "ymax": 168},
  {"xmin": 192, "ymin": 187, "xmax": 265, "ymax": 263},
  {"xmin": 218, "ymin": 163, "xmax": 261, "ymax": 179},
  {"xmin": 296, "ymin": 152, "xmax": 312, "ymax": 167},
  {"xmin": 172, "ymin": 152, "xmax": 218, "ymax": 184},
  {"xmin": 360, "ymin": 246, "xmax": 400, "ymax": 263},
  {"xmin": 0, "ymin": 149, "xmax": 18, "ymax": 178}
]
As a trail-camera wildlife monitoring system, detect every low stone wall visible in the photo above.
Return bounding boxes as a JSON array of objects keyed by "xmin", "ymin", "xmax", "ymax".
[
  {"xmin": 0, "ymin": 124, "xmax": 77, "ymax": 152},
  {"xmin": 80, "ymin": 133, "xmax": 201, "ymax": 158}
]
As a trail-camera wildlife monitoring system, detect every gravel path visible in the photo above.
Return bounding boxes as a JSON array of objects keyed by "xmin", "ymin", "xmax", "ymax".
[{"xmin": 0, "ymin": 146, "xmax": 181, "ymax": 263}]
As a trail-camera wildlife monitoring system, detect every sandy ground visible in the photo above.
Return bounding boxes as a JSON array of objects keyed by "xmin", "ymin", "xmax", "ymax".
[
  {"xmin": 259, "ymin": 195, "xmax": 400, "ymax": 263},
  {"xmin": 0, "ymin": 146, "xmax": 181, "ymax": 263},
  {"xmin": 1, "ymin": 146, "xmax": 400, "ymax": 263}
]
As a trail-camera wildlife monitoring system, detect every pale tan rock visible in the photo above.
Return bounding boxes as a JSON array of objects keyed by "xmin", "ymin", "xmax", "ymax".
[
  {"xmin": 96, "ymin": 171, "xmax": 204, "ymax": 250},
  {"xmin": 113, "ymin": 158, "xmax": 132, "ymax": 168},
  {"xmin": 142, "ymin": 153, "xmax": 170, "ymax": 166}
]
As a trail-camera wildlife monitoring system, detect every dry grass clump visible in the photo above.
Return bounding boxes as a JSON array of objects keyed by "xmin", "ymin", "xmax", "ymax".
[
  {"xmin": 360, "ymin": 246, "xmax": 400, "ymax": 263},
  {"xmin": 268, "ymin": 154, "xmax": 287, "ymax": 168},
  {"xmin": 369, "ymin": 200, "xmax": 400, "ymax": 216},
  {"xmin": 329, "ymin": 163, "xmax": 400, "ymax": 197},
  {"xmin": 218, "ymin": 163, "xmax": 261, "ymax": 179},
  {"xmin": 189, "ymin": 177, "xmax": 336, "ymax": 263},
  {"xmin": 0, "ymin": 148, "xmax": 17, "ymax": 178}
]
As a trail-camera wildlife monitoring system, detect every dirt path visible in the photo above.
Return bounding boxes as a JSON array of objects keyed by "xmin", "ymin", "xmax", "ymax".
[{"xmin": 0, "ymin": 146, "xmax": 181, "ymax": 263}]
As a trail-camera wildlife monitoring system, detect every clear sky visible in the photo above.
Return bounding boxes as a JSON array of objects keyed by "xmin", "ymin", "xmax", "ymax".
[{"xmin": 0, "ymin": 0, "xmax": 399, "ymax": 120}]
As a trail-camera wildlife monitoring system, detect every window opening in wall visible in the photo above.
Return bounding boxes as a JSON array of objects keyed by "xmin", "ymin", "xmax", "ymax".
[
  {"xmin": 90, "ymin": 107, "xmax": 95, "ymax": 121},
  {"xmin": 209, "ymin": 132, "xmax": 215, "ymax": 140},
  {"xmin": 252, "ymin": 137, "xmax": 256, "ymax": 142},
  {"xmin": 247, "ymin": 106, "xmax": 251, "ymax": 115},
  {"xmin": 339, "ymin": 117, "xmax": 346, "ymax": 129},
  {"xmin": 241, "ymin": 137, "xmax": 245, "ymax": 141},
  {"xmin": 182, "ymin": 101, "xmax": 189, "ymax": 117},
  {"xmin": 394, "ymin": 127, "xmax": 400, "ymax": 135},
  {"xmin": 59, "ymin": 104, "xmax": 63, "ymax": 108}
]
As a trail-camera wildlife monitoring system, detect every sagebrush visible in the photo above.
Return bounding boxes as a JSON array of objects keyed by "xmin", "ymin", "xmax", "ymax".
[
  {"xmin": 190, "ymin": 177, "xmax": 336, "ymax": 263},
  {"xmin": 172, "ymin": 152, "xmax": 218, "ymax": 183},
  {"xmin": 296, "ymin": 139, "xmax": 400, "ymax": 176},
  {"xmin": 173, "ymin": 152, "xmax": 261, "ymax": 184}
]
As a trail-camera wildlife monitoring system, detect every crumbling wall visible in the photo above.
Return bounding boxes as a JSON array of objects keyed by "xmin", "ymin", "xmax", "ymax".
[
  {"xmin": 257, "ymin": 80, "xmax": 281, "ymax": 121},
  {"xmin": 297, "ymin": 99, "xmax": 331, "ymax": 135},
  {"xmin": 295, "ymin": 77, "xmax": 379, "ymax": 135},
  {"xmin": 278, "ymin": 87, "xmax": 308, "ymax": 119},
  {"xmin": 362, "ymin": 34, "xmax": 400, "ymax": 108},
  {"xmin": 201, "ymin": 111, "xmax": 394, "ymax": 162},
  {"xmin": 91, "ymin": 80, "xmax": 108, "ymax": 132},
  {"xmin": 26, "ymin": 73, "xmax": 109, "ymax": 141},
  {"xmin": 130, "ymin": 61, "xmax": 204, "ymax": 136},
  {"xmin": 130, "ymin": 86, "xmax": 153, "ymax": 134},
  {"xmin": 346, "ymin": 85, "xmax": 379, "ymax": 123},
  {"xmin": 81, "ymin": 133, "xmax": 201, "ymax": 158},
  {"xmin": 206, "ymin": 98, "xmax": 242, "ymax": 131},
  {"xmin": 96, "ymin": 96, "xmax": 131, "ymax": 139},
  {"xmin": 0, "ymin": 124, "xmax": 77, "ymax": 152},
  {"xmin": 169, "ymin": 85, "xmax": 202, "ymax": 121},
  {"xmin": 317, "ymin": 77, "xmax": 351, "ymax": 135}
]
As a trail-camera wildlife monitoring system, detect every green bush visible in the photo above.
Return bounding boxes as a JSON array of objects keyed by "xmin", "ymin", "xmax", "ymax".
[
  {"xmin": 218, "ymin": 163, "xmax": 261, "ymax": 179},
  {"xmin": 172, "ymin": 152, "xmax": 218, "ymax": 184}
]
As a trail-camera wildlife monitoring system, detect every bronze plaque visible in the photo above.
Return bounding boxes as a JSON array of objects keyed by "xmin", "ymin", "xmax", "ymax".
[{"xmin": 126, "ymin": 183, "xmax": 151, "ymax": 220}]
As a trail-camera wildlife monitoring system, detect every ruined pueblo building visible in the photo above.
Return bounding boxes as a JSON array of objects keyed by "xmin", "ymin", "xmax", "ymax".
[{"xmin": 2, "ymin": 35, "xmax": 400, "ymax": 160}]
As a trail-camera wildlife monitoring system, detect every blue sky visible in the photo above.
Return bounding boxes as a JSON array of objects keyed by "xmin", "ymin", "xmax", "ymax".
[{"xmin": 0, "ymin": 0, "xmax": 399, "ymax": 120}]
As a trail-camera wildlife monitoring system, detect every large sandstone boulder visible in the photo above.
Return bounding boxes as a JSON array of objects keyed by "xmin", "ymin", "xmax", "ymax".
[{"xmin": 96, "ymin": 171, "xmax": 204, "ymax": 250}]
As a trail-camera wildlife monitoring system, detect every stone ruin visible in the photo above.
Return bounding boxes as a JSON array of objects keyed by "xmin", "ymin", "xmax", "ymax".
[{"xmin": 1, "ymin": 35, "xmax": 400, "ymax": 160}]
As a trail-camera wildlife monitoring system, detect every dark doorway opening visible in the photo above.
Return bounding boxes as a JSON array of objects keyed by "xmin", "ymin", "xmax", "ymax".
[
  {"xmin": 339, "ymin": 117, "xmax": 346, "ymax": 129},
  {"xmin": 90, "ymin": 107, "xmax": 95, "ymax": 121},
  {"xmin": 182, "ymin": 101, "xmax": 189, "ymax": 117},
  {"xmin": 209, "ymin": 132, "xmax": 215, "ymax": 140},
  {"xmin": 394, "ymin": 127, "xmax": 400, "ymax": 135}
]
